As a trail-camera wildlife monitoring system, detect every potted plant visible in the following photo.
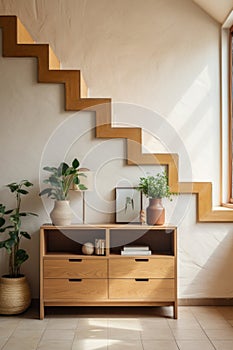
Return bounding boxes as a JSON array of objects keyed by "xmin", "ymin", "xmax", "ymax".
[
  {"xmin": 137, "ymin": 171, "xmax": 174, "ymax": 225},
  {"xmin": 39, "ymin": 158, "xmax": 87, "ymax": 226},
  {"xmin": 0, "ymin": 180, "xmax": 37, "ymax": 314}
]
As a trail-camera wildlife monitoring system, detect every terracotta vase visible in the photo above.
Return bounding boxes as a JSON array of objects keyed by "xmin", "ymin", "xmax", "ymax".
[
  {"xmin": 146, "ymin": 198, "xmax": 165, "ymax": 225},
  {"xmin": 0, "ymin": 275, "xmax": 31, "ymax": 315},
  {"xmin": 50, "ymin": 200, "xmax": 73, "ymax": 226}
]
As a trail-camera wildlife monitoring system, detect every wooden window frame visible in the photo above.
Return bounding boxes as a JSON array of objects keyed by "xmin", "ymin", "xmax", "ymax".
[{"xmin": 228, "ymin": 26, "xmax": 233, "ymax": 205}]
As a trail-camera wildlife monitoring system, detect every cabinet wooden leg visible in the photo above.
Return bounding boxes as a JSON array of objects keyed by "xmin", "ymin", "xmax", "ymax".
[
  {"xmin": 173, "ymin": 302, "xmax": 178, "ymax": 319},
  {"xmin": 40, "ymin": 301, "xmax": 44, "ymax": 320}
]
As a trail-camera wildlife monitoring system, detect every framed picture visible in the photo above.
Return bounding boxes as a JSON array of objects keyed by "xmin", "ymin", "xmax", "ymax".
[{"xmin": 115, "ymin": 187, "xmax": 142, "ymax": 224}]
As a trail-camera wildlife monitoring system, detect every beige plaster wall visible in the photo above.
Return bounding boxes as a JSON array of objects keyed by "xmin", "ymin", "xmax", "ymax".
[{"xmin": 0, "ymin": 0, "xmax": 232, "ymax": 299}]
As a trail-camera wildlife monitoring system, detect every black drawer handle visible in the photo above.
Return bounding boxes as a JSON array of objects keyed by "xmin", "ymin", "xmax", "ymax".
[
  {"xmin": 69, "ymin": 279, "xmax": 82, "ymax": 282},
  {"xmin": 135, "ymin": 278, "xmax": 149, "ymax": 282},
  {"xmin": 135, "ymin": 259, "xmax": 149, "ymax": 262},
  {"xmin": 69, "ymin": 259, "xmax": 82, "ymax": 262}
]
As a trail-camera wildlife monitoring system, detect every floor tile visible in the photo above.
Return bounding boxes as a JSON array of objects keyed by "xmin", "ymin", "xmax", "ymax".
[
  {"xmin": 171, "ymin": 328, "xmax": 208, "ymax": 340},
  {"xmin": 40, "ymin": 329, "xmax": 75, "ymax": 341},
  {"xmin": 204, "ymin": 328, "xmax": 233, "ymax": 340},
  {"xmin": 47, "ymin": 318, "xmax": 79, "ymax": 330},
  {"xmin": 77, "ymin": 318, "xmax": 108, "ymax": 328},
  {"xmin": 140, "ymin": 327, "xmax": 174, "ymax": 340},
  {"xmin": 212, "ymin": 340, "xmax": 233, "ymax": 350},
  {"xmin": 72, "ymin": 338, "xmax": 108, "ymax": 350},
  {"xmin": 107, "ymin": 340, "xmax": 143, "ymax": 349},
  {"xmin": 16, "ymin": 318, "xmax": 48, "ymax": 330},
  {"xmin": 190, "ymin": 307, "xmax": 224, "ymax": 320},
  {"xmin": 0, "ymin": 338, "xmax": 7, "ymax": 350},
  {"xmin": 37, "ymin": 339, "xmax": 73, "ymax": 350},
  {"xmin": 2, "ymin": 329, "xmax": 43, "ymax": 350},
  {"xmin": 168, "ymin": 318, "xmax": 201, "ymax": 330},
  {"xmin": 176, "ymin": 340, "xmax": 215, "ymax": 350},
  {"xmin": 108, "ymin": 318, "xmax": 142, "ymax": 331},
  {"xmin": 109, "ymin": 327, "xmax": 141, "ymax": 340},
  {"xmin": 75, "ymin": 327, "xmax": 108, "ymax": 339},
  {"xmin": 218, "ymin": 307, "xmax": 233, "ymax": 320},
  {"xmin": 142, "ymin": 340, "xmax": 179, "ymax": 350},
  {"xmin": 197, "ymin": 318, "xmax": 233, "ymax": 330}
]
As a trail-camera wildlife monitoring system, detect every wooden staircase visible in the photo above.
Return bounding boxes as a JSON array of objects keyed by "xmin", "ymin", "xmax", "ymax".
[{"xmin": 0, "ymin": 15, "xmax": 232, "ymax": 222}]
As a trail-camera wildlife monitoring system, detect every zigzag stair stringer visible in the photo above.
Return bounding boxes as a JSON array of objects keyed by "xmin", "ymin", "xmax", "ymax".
[{"xmin": 0, "ymin": 15, "xmax": 232, "ymax": 222}]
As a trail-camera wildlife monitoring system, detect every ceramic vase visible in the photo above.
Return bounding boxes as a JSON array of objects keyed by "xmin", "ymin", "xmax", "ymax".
[
  {"xmin": 146, "ymin": 198, "xmax": 165, "ymax": 225},
  {"xmin": 50, "ymin": 200, "xmax": 73, "ymax": 226},
  {"xmin": 0, "ymin": 275, "xmax": 31, "ymax": 315}
]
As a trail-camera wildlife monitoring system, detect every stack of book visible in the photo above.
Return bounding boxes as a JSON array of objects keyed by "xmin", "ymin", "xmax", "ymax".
[{"xmin": 121, "ymin": 245, "xmax": 151, "ymax": 256}]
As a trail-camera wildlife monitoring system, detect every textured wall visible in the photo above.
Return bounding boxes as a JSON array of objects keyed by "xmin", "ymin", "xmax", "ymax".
[{"xmin": 0, "ymin": 0, "xmax": 232, "ymax": 299}]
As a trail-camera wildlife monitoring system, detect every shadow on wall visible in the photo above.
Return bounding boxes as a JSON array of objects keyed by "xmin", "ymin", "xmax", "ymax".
[{"xmin": 182, "ymin": 227, "xmax": 233, "ymax": 298}]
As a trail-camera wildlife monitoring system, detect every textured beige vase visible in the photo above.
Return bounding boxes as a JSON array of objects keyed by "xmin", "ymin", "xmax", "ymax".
[
  {"xmin": 146, "ymin": 198, "xmax": 165, "ymax": 225},
  {"xmin": 0, "ymin": 275, "xmax": 31, "ymax": 315},
  {"xmin": 50, "ymin": 200, "xmax": 73, "ymax": 226}
]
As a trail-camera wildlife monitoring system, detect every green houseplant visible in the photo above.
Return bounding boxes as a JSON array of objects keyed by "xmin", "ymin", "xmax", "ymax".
[
  {"xmin": 0, "ymin": 180, "xmax": 37, "ymax": 314},
  {"xmin": 137, "ymin": 171, "xmax": 173, "ymax": 225},
  {"xmin": 39, "ymin": 158, "xmax": 87, "ymax": 226}
]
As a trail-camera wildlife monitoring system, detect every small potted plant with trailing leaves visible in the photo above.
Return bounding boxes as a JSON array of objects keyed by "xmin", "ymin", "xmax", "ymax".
[
  {"xmin": 0, "ymin": 180, "xmax": 37, "ymax": 315},
  {"xmin": 137, "ymin": 171, "xmax": 174, "ymax": 225},
  {"xmin": 39, "ymin": 158, "xmax": 87, "ymax": 226}
]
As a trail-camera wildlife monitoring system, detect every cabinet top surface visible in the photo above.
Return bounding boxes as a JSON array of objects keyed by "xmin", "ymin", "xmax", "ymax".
[{"xmin": 40, "ymin": 223, "xmax": 177, "ymax": 230}]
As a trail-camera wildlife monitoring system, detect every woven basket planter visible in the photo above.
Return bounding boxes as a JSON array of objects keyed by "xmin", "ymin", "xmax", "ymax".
[{"xmin": 0, "ymin": 275, "xmax": 31, "ymax": 315}]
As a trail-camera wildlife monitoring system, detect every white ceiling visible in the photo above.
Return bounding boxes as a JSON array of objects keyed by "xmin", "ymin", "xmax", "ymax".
[{"xmin": 192, "ymin": 0, "xmax": 233, "ymax": 23}]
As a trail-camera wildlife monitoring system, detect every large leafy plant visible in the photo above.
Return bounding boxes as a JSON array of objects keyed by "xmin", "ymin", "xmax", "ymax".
[
  {"xmin": 0, "ymin": 180, "xmax": 37, "ymax": 277},
  {"xmin": 137, "ymin": 171, "xmax": 174, "ymax": 200},
  {"xmin": 39, "ymin": 158, "xmax": 87, "ymax": 200}
]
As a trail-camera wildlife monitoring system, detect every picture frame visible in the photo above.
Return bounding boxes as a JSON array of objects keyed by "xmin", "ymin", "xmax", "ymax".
[{"xmin": 115, "ymin": 187, "xmax": 142, "ymax": 224}]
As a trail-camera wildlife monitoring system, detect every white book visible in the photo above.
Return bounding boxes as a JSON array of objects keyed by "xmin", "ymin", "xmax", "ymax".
[
  {"xmin": 121, "ymin": 250, "xmax": 152, "ymax": 256},
  {"xmin": 123, "ymin": 245, "xmax": 150, "ymax": 251}
]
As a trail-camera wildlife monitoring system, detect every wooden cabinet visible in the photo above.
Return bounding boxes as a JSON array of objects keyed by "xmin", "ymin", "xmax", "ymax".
[{"xmin": 40, "ymin": 224, "xmax": 177, "ymax": 319}]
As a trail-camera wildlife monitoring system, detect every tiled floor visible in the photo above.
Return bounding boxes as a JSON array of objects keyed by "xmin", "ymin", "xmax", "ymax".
[{"xmin": 0, "ymin": 305, "xmax": 233, "ymax": 349}]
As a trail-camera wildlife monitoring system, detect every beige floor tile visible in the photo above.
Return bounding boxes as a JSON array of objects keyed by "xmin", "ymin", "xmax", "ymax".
[
  {"xmin": 0, "ymin": 328, "xmax": 15, "ymax": 338},
  {"xmin": 108, "ymin": 318, "xmax": 142, "ymax": 331},
  {"xmin": 168, "ymin": 318, "xmax": 201, "ymax": 330},
  {"xmin": 212, "ymin": 340, "xmax": 233, "ymax": 350},
  {"xmin": 0, "ymin": 338, "xmax": 7, "ymax": 350},
  {"xmin": 204, "ymin": 328, "xmax": 233, "ymax": 340},
  {"xmin": 16, "ymin": 318, "xmax": 48, "ymax": 330},
  {"xmin": 197, "ymin": 318, "xmax": 233, "ymax": 330},
  {"xmin": 176, "ymin": 340, "xmax": 215, "ymax": 350},
  {"xmin": 108, "ymin": 327, "xmax": 141, "ymax": 340},
  {"xmin": 2, "ymin": 329, "xmax": 43, "ymax": 350},
  {"xmin": 228, "ymin": 320, "xmax": 233, "ymax": 326},
  {"xmin": 218, "ymin": 307, "xmax": 233, "ymax": 320},
  {"xmin": 72, "ymin": 338, "xmax": 108, "ymax": 350},
  {"xmin": 41, "ymin": 329, "xmax": 75, "ymax": 341},
  {"xmin": 140, "ymin": 327, "xmax": 174, "ymax": 340},
  {"xmin": 37, "ymin": 339, "xmax": 73, "ymax": 350},
  {"xmin": 139, "ymin": 317, "xmax": 169, "ymax": 329},
  {"xmin": 78, "ymin": 318, "xmax": 108, "ymax": 328},
  {"xmin": 178, "ymin": 307, "xmax": 196, "ymax": 320},
  {"xmin": 190, "ymin": 307, "xmax": 224, "ymax": 320},
  {"xmin": 142, "ymin": 340, "xmax": 179, "ymax": 350},
  {"xmin": 47, "ymin": 318, "xmax": 79, "ymax": 330},
  {"xmin": 171, "ymin": 328, "xmax": 208, "ymax": 340},
  {"xmin": 107, "ymin": 340, "xmax": 143, "ymax": 350},
  {"xmin": 75, "ymin": 327, "xmax": 108, "ymax": 339}
]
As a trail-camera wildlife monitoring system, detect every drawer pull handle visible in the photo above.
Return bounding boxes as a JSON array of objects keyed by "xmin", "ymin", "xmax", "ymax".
[
  {"xmin": 135, "ymin": 259, "xmax": 149, "ymax": 262},
  {"xmin": 135, "ymin": 278, "xmax": 149, "ymax": 282},
  {"xmin": 69, "ymin": 259, "xmax": 82, "ymax": 262},
  {"xmin": 69, "ymin": 279, "xmax": 82, "ymax": 282}
]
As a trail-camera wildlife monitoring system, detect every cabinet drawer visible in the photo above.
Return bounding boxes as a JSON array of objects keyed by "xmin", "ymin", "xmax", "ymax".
[
  {"xmin": 44, "ymin": 259, "xmax": 107, "ymax": 278},
  {"xmin": 44, "ymin": 279, "xmax": 108, "ymax": 300},
  {"xmin": 109, "ymin": 279, "xmax": 174, "ymax": 301},
  {"xmin": 109, "ymin": 258, "xmax": 174, "ymax": 278}
]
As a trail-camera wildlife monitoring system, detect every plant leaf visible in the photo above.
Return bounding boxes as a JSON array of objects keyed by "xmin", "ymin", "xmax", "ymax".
[
  {"xmin": 20, "ymin": 231, "xmax": 31, "ymax": 239},
  {"xmin": 72, "ymin": 158, "xmax": 80, "ymax": 169}
]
